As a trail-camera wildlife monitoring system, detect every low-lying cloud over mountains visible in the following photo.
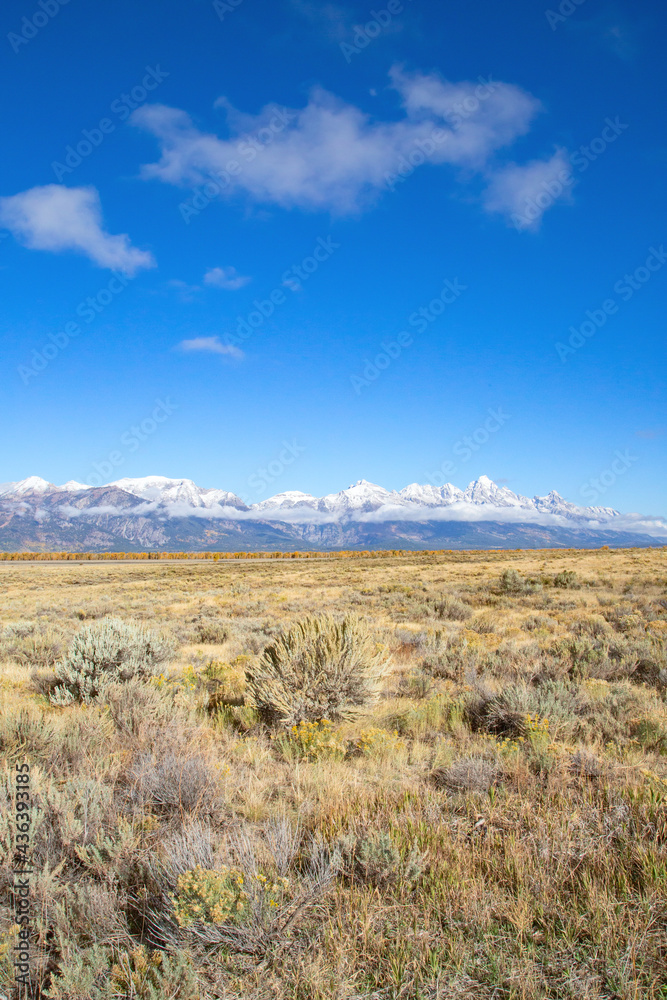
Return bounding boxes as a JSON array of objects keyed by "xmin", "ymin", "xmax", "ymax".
[{"xmin": 0, "ymin": 475, "xmax": 665, "ymax": 552}]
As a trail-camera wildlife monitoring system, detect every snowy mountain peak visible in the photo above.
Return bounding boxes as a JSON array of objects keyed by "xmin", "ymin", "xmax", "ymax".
[
  {"xmin": 0, "ymin": 476, "xmax": 54, "ymax": 496},
  {"xmin": 108, "ymin": 476, "xmax": 246, "ymax": 509},
  {"xmin": 0, "ymin": 473, "xmax": 634, "ymax": 530},
  {"xmin": 463, "ymin": 477, "xmax": 530, "ymax": 509},
  {"xmin": 349, "ymin": 479, "xmax": 383, "ymax": 491},
  {"xmin": 57, "ymin": 481, "xmax": 90, "ymax": 492},
  {"xmin": 253, "ymin": 491, "xmax": 318, "ymax": 511}
]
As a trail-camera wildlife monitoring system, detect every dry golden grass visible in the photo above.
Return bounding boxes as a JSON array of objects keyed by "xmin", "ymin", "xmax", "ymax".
[{"xmin": 0, "ymin": 547, "xmax": 666, "ymax": 998}]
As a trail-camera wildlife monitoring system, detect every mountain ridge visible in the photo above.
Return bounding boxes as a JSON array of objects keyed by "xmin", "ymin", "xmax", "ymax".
[
  {"xmin": 0, "ymin": 474, "xmax": 621, "ymax": 521},
  {"xmin": 0, "ymin": 474, "xmax": 664, "ymax": 552}
]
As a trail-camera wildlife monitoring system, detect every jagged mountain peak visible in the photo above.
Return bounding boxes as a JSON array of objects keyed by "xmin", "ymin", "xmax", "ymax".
[
  {"xmin": 57, "ymin": 480, "xmax": 90, "ymax": 492},
  {"xmin": 107, "ymin": 476, "xmax": 247, "ymax": 510},
  {"xmin": 0, "ymin": 473, "xmax": 628, "ymax": 525},
  {"xmin": 0, "ymin": 476, "xmax": 54, "ymax": 496},
  {"xmin": 347, "ymin": 479, "xmax": 386, "ymax": 491},
  {"xmin": 0, "ymin": 472, "xmax": 663, "ymax": 551}
]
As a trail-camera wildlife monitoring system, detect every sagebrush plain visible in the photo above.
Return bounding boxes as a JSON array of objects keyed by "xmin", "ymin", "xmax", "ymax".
[{"xmin": 1, "ymin": 547, "xmax": 666, "ymax": 999}]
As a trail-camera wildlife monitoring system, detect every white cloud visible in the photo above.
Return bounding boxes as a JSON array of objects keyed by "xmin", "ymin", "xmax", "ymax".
[
  {"xmin": 51, "ymin": 499, "xmax": 667, "ymax": 539},
  {"xmin": 0, "ymin": 185, "xmax": 155, "ymax": 274},
  {"xmin": 389, "ymin": 67, "xmax": 540, "ymax": 169},
  {"xmin": 168, "ymin": 278, "xmax": 201, "ymax": 301},
  {"xmin": 289, "ymin": 0, "xmax": 352, "ymax": 40},
  {"xmin": 482, "ymin": 149, "xmax": 573, "ymax": 230},
  {"xmin": 203, "ymin": 265, "xmax": 251, "ymax": 290},
  {"xmin": 177, "ymin": 335, "xmax": 243, "ymax": 360},
  {"xmin": 131, "ymin": 67, "xmax": 567, "ymax": 225}
]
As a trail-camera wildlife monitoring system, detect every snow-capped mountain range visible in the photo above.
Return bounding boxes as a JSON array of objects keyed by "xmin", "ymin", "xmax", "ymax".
[
  {"xmin": 0, "ymin": 474, "xmax": 664, "ymax": 552},
  {"xmin": 0, "ymin": 474, "xmax": 620, "ymax": 522}
]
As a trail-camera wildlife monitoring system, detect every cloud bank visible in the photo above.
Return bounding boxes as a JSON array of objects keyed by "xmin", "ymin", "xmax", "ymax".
[
  {"xmin": 47, "ymin": 499, "xmax": 667, "ymax": 538},
  {"xmin": 131, "ymin": 66, "xmax": 571, "ymax": 226}
]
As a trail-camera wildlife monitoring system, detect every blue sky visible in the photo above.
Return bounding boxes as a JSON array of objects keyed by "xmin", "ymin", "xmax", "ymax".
[{"xmin": 1, "ymin": 0, "xmax": 665, "ymax": 515}]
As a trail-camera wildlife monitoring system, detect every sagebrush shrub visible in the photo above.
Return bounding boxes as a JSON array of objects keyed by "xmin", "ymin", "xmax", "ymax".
[
  {"xmin": 420, "ymin": 631, "xmax": 481, "ymax": 681},
  {"xmin": 0, "ymin": 619, "xmax": 65, "ymax": 667},
  {"xmin": 128, "ymin": 750, "xmax": 221, "ymax": 815},
  {"xmin": 432, "ymin": 595, "xmax": 473, "ymax": 621},
  {"xmin": 104, "ymin": 678, "xmax": 180, "ymax": 737},
  {"xmin": 245, "ymin": 614, "xmax": 389, "ymax": 727},
  {"xmin": 523, "ymin": 613, "xmax": 558, "ymax": 632},
  {"xmin": 187, "ymin": 612, "xmax": 230, "ymax": 645},
  {"xmin": 50, "ymin": 617, "xmax": 174, "ymax": 705},
  {"xmin": 553, "ymin": 569, "xmax": 580, "ymax": 589},
  {"xmin": 0, "ymin": 707, "xmax": 58, "ymax": 762},
  {"xmin": 1, "ymin": 620, "xmax": 36, "ymax": 639},
  {"xmin": 109, "ymin": 947, "xmax": 200, "ymax": 1000},
  {"xmin": 338, "ymin": 831, "xmax": 423, "ymax": 887},
  {"xmin": 497, "ymin": 569, "xmax": 542, "ymax": 595},
  {"xmin": 432, "ymin": 756, "xmax": 499, "ymax": 792},
  {"xmin": 472, "ymin": 681, "xmax": 575, "ymax": 739}
]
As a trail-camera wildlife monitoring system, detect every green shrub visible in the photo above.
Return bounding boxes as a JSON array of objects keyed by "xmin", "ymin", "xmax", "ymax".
[
  {"xmin": 571, "ymin": 616, "xmax": 613, "ymax": 640},
  {"xmin": 0, "ymin": 707, "xmax": 58, "ymax": 762},
  {"xmin": 245, "ymin": 614, "xmax": 389, "ymax": 727},
  {"xmin": 108, "ymin": 947, "xmax": 200, "ymax": 1000},
  {"xmin": 497, "ymin": 569, "xmax": 542, "ymax": 595},
  {"xmin": 523, "ymin": 613, "xmax": 558, "ymax": 632},
  {"xmin": 471, "ymin": 680, "xmax": 576, "ymax": 739},
  {"xmin": 432, "ymin": 595, "xmax": 473, "ymax": 621},
  {"xmin": 420, "ymin": 631, "xmax": 481, "ymax": 682},
  {"xmin": 187, "ymin": 613, "xmax": 230, "ymax": 645},
  {"xmin": 553, "ymin": 569, "xmax": 580, "ymax": 589},
  {"xmin": 432, "ymin": 755, "xmax": 499, "ymax": 792},
  {"xmin": 630, "ymin": 717, "xmax": 667, "ymax": 753},
  {"xmin": 548, "ymin": 630, "xmax": 652, "ymax": 681},
  {"xmin": 0, "ymin": 619, "xmax": 65, "ymax": 667},
  {"xmin": 50, "ymin": 617, "xmax": 174, "ymax": 705},
  {"xmin": 548, "ymin": 635, "xmax": 610, "ymax": 680},
  {"xmin": 338, "ymin": 831, "xmax": 424, "ymax": 887}
]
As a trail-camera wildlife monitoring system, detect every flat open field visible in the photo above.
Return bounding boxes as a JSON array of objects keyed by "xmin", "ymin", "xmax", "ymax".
[{"xmin": 1, "ymin": 548, "xmax": 666, "ymax": 999}]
